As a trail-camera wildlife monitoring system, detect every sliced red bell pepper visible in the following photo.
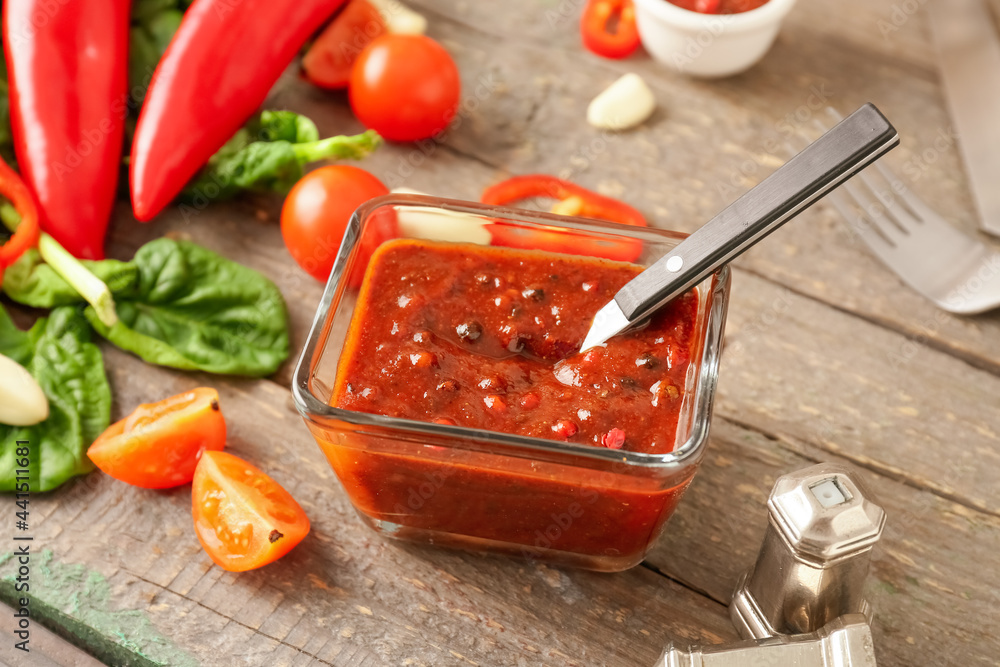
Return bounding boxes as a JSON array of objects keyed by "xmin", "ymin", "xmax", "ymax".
[
  {"xmin": 130, "ymin": 0, "xmax": 349, "ymax": 221},
  {"xmin": 481, "ymin": 174, "xmax": 647, "ymax": 262},
  {"xmin": 0, "ymin": 157, "xmax": 41, "ymax": 272},
  {"xmin": 2, "ymin": 0, "xmax": 129, "ymax": 259},
  {"xmin": 580, "ymin": 0, "xmax": 641, "ymax": 60}
]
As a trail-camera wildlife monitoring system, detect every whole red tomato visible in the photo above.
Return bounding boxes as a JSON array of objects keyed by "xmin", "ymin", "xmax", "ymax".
[
  {"xmin": 281, "ymin": 165, "xmax": 391, "ymax": 284},
  {"xmin": 349, "ymin": 34, "xmax": 461, "ymax": 142}
]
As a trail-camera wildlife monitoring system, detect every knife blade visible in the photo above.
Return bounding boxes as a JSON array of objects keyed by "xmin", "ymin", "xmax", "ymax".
[
  {"xmin": 580, "ymin": 104, "xmax": 899, "ymax": 353},
  {"xmin": 928, "ymin": 0, "xmax": 1000, "ymax": 237}
]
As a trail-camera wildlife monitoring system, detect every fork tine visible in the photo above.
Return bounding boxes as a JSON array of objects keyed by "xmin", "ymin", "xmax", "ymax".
[
  {"xmin": 825, "ymin": 187, "xmax": 896, "ymax": 250},
  {"xmin": 871, "ymin": 160, "xmax": 940, "ymax": 222},
  {"xmin": 837, "ymin": 178, "xmax": 904, "ymax": 246},
  {"xmin": 854, "ymin": 168, "xmax": 921, "ymax": 232}
]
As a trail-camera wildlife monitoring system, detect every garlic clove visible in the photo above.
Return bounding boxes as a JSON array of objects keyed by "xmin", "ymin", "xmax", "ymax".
[
  {"xmin": 0, "ymin": 353, "xmax": 49, "ymax": 427},
  {"xmin": 391, "ymin": 188, "xmax": 492, "ymax": 245},
  {"xmin": 370, "ymin": 0, "xmax": 427, "ymax": 35},
  {"xmin": 587, "ymin": 73, "xmax": 656, "ymax": 131}
]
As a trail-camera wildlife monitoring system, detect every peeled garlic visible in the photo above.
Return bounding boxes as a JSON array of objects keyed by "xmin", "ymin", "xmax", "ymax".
[
  {"xmin": 587, "ymin": 73, "xmax": 656, "ymax": 131},
  {"xmin": 370, "ymin": 0, "xmax": 427, "ymax": 35},
  {"xmin": 392, "ymin": 188, "xmax": 492, "ymax": 245},
  {"xmin": 0, "ymin": 353, "xmax": 49, "ymax": 427}
]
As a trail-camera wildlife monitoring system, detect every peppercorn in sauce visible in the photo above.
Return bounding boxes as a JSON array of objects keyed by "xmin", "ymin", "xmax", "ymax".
[{"xmin": 332, "ymin": 239, "xmax": 699, "ymax": 454}]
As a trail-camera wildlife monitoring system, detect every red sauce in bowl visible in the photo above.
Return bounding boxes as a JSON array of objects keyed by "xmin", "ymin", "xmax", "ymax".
[
  {"xmin": 333, "ymin": 239, "xmax": 698, "ymax": 454},
  {"xmin": 320, "ymin": 238, "xmax": 705, "ymax": 569},
  {"xmin": 667, "ymin": 0, "xmax": 769, "ymax": 14}
]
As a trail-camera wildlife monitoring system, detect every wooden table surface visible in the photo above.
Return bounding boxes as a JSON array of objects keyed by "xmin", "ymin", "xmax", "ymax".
[{"xmin": 3, "ymin": 0, "xmax": 1000, "ymax": 664}]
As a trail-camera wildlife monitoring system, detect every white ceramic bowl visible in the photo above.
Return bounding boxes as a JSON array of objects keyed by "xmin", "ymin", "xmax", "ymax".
[{"xmin": 633, "ymin": 0, "xmax": 798, "ymax": 78}]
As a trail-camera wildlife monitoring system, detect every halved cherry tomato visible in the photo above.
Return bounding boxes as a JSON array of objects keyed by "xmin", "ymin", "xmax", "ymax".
[
  {"xmin": 87, "ymin": 388, "xmax": 226, "ymax": 489},
  {"xmin": 580, "ymin": 0, "xmax": 641, "ymax": 60},
  {"xmin": 192, "ymin": 451, "xmax": 310, "ymax": 572},
  {"xmin": 281, "ymin": 165, "xmax": 394, "ymax": 287},
  {"xmin": 349, "ymin": 34, "xmax": 461, "ymax": 142},
  {"xmin": 302, "ymin": 0, "xmax": 386, "ymax": 89},
  {"xmin": 482, "ymin": 175, "xmax": 647, "ymax": 262}
]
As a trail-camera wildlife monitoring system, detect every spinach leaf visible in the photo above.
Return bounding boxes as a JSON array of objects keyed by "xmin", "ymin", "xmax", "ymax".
[
  {"xmin": 181, "ymin": 110, "xmax": 380, "ymax": 203},
  {"xmin": 2, "ymin": 249, "xmax": 138, "ymax": 308},
  {"xmin": 84, "ymin": 238, "xmax": 289, "ymax": 376},
  {"xmin": 0, "ymin": 306, "xmax": 110, "ymax": 492}
]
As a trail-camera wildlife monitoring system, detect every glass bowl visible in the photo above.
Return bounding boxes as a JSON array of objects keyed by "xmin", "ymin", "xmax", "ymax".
[{"xmin": 292, "ymin": 195, "xmax": 731, "ymax": 572}]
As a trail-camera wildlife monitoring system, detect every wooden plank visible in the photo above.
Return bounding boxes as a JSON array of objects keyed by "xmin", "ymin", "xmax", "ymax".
[
  {"xmin": 648, "ymin": 417, "xmax": 1000, "ymax": 666},
  {"xmin": 0, "ymin": 343, "xmax": 738, "ymax": 667},
  {"xmin": 716, "ymin": 270, "xmax": 1000, "ymax": 514},
  {"xmin": 0, "ymin": 604, "xmax": 105, "ymax": 667}
]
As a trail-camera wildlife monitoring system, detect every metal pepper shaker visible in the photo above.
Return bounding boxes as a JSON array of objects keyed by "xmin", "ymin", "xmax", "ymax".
[
  {"xmin": 730, "ymin": 462, "xmax": 885, "ymax": 639},
  {"xmin": 657, "ymin": 614, "xmax": 877, "ymax": 667}
]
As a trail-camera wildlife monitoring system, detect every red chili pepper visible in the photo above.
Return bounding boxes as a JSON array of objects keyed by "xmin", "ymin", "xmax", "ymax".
[
  {"xmin": 130, "ymin": 0, "xmax": 349, "ymax": 222},
  {"xmin": 482, "ymin": 175, "xmax": 646, "ymax": 228},
  {"xmin": 482, "ymin": 174, "xmax": 647, "ymax": 262},
  {"xmin": 2, "ymin": 0, "xmax": 129, "ymax": 260},
  {"xmin": 580, "ymin": 0, "xmax": 641, "ymax": 60},
  {"xmin": 0, "ymin": 157, "xmax": 41, "ymax": 272}
]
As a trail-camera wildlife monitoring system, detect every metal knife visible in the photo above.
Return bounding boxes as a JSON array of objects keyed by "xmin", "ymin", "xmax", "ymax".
[
  {"xmin": 579, "ymin": 104, "xmax": 899, "ymax": 353},
  {"xmin": 928, "ymin": 0, "xmax": 1000, "ymax": 237}
]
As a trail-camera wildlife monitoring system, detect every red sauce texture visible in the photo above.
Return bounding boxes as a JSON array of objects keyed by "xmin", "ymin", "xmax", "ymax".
[
  {"xmin": 333, "ymin": 239, "xmax": 699, "ymax": 454},
  {"xmin": 667, "ymin": 0, "xmax": 769, "ymax": 14}
]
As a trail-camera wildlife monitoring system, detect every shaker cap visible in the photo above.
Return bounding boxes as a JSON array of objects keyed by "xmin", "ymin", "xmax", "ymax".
[{"xmin": 768, "ymin": 462, "xmax": 885, "ymax": 563}]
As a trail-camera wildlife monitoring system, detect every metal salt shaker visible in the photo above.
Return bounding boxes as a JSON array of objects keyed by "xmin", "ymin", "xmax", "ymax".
[
  {"xmin": 658, "ymin": 614, "xmax": 877, "ymax": 667},
  {"xmin": 730, "ymin": 462, "xmax": 886, "ymax": 639}
]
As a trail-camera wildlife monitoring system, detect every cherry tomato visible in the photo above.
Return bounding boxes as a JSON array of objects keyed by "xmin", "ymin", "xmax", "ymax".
[
  {"xmin": 349, "ymin": 34, "xmax": 461, "ymax": 142},
  {"xmin": 281, "ymin": 165, "xmax": 393, "ymax": 286},
  {"xmin": 192, "ymin": 451, "xmax": 310, "ymax": 572},
  {"xmin": 87, "ymin": 388, "xmax": 226, "ymax": 489},
  {"xmin": 302, "ymin": 0, "xmax": 386, "ymax": 89}
]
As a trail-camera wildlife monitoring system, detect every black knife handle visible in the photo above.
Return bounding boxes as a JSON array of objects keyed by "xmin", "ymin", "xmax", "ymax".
[{"xmin": 614, "ymin": 103, "xmax": 898, "ymax": 321}]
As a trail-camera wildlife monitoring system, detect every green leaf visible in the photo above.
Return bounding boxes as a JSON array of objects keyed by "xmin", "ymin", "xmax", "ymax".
[
  {"xmin": 181, "ymin": 111, "xmax": 379, "ymax": 203},
  {"xmin": 258, "ymin": 110, "xmax": 320, "ymax": 144},
  {"xmin": 0, "ymin": 306, "xmax": 37, "ymax": 366},
  {"xmin": 85, "ymin": 239, "xmax": 289, "ymax": 376},
  {"xmin": 2, "ymin": 249, "xmax": 139, "ymax": 309},
  {"xmin": 0, "ymin": 307, "xmax": 110, "ymax": 492}
]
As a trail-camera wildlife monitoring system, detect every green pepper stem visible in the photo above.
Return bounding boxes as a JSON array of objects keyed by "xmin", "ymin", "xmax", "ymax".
[
  {"xmin": 291, "ymin": 130, "xmax": 383, "ymax": 164},
  {"xmin": 0, "ymin": 202, "xmax": 118, "ymax": 328}
]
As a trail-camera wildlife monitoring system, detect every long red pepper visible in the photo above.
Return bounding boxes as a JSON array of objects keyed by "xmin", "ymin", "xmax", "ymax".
[
  {"xmin": 130, "ymin": 0, "xmax": 348, "ymax": 221},
  {"xmin": 2, "ymin": 0, "xmax": 129, "ymax": 260}
]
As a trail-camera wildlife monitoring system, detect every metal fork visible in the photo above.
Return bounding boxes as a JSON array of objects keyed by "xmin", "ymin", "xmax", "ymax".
[{"xmin": 804, "ymin": 109, "xmax": 1000, "ymax": 314}]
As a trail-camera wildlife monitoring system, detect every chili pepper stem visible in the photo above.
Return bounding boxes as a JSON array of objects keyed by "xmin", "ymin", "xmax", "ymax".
[
  {"xmin": 291, "ymin": 130, "xmax": 383, "ymax": 164},
  {"xmin": 0, "ymin": 202, "xmax": 119, "ymax": 328}
]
